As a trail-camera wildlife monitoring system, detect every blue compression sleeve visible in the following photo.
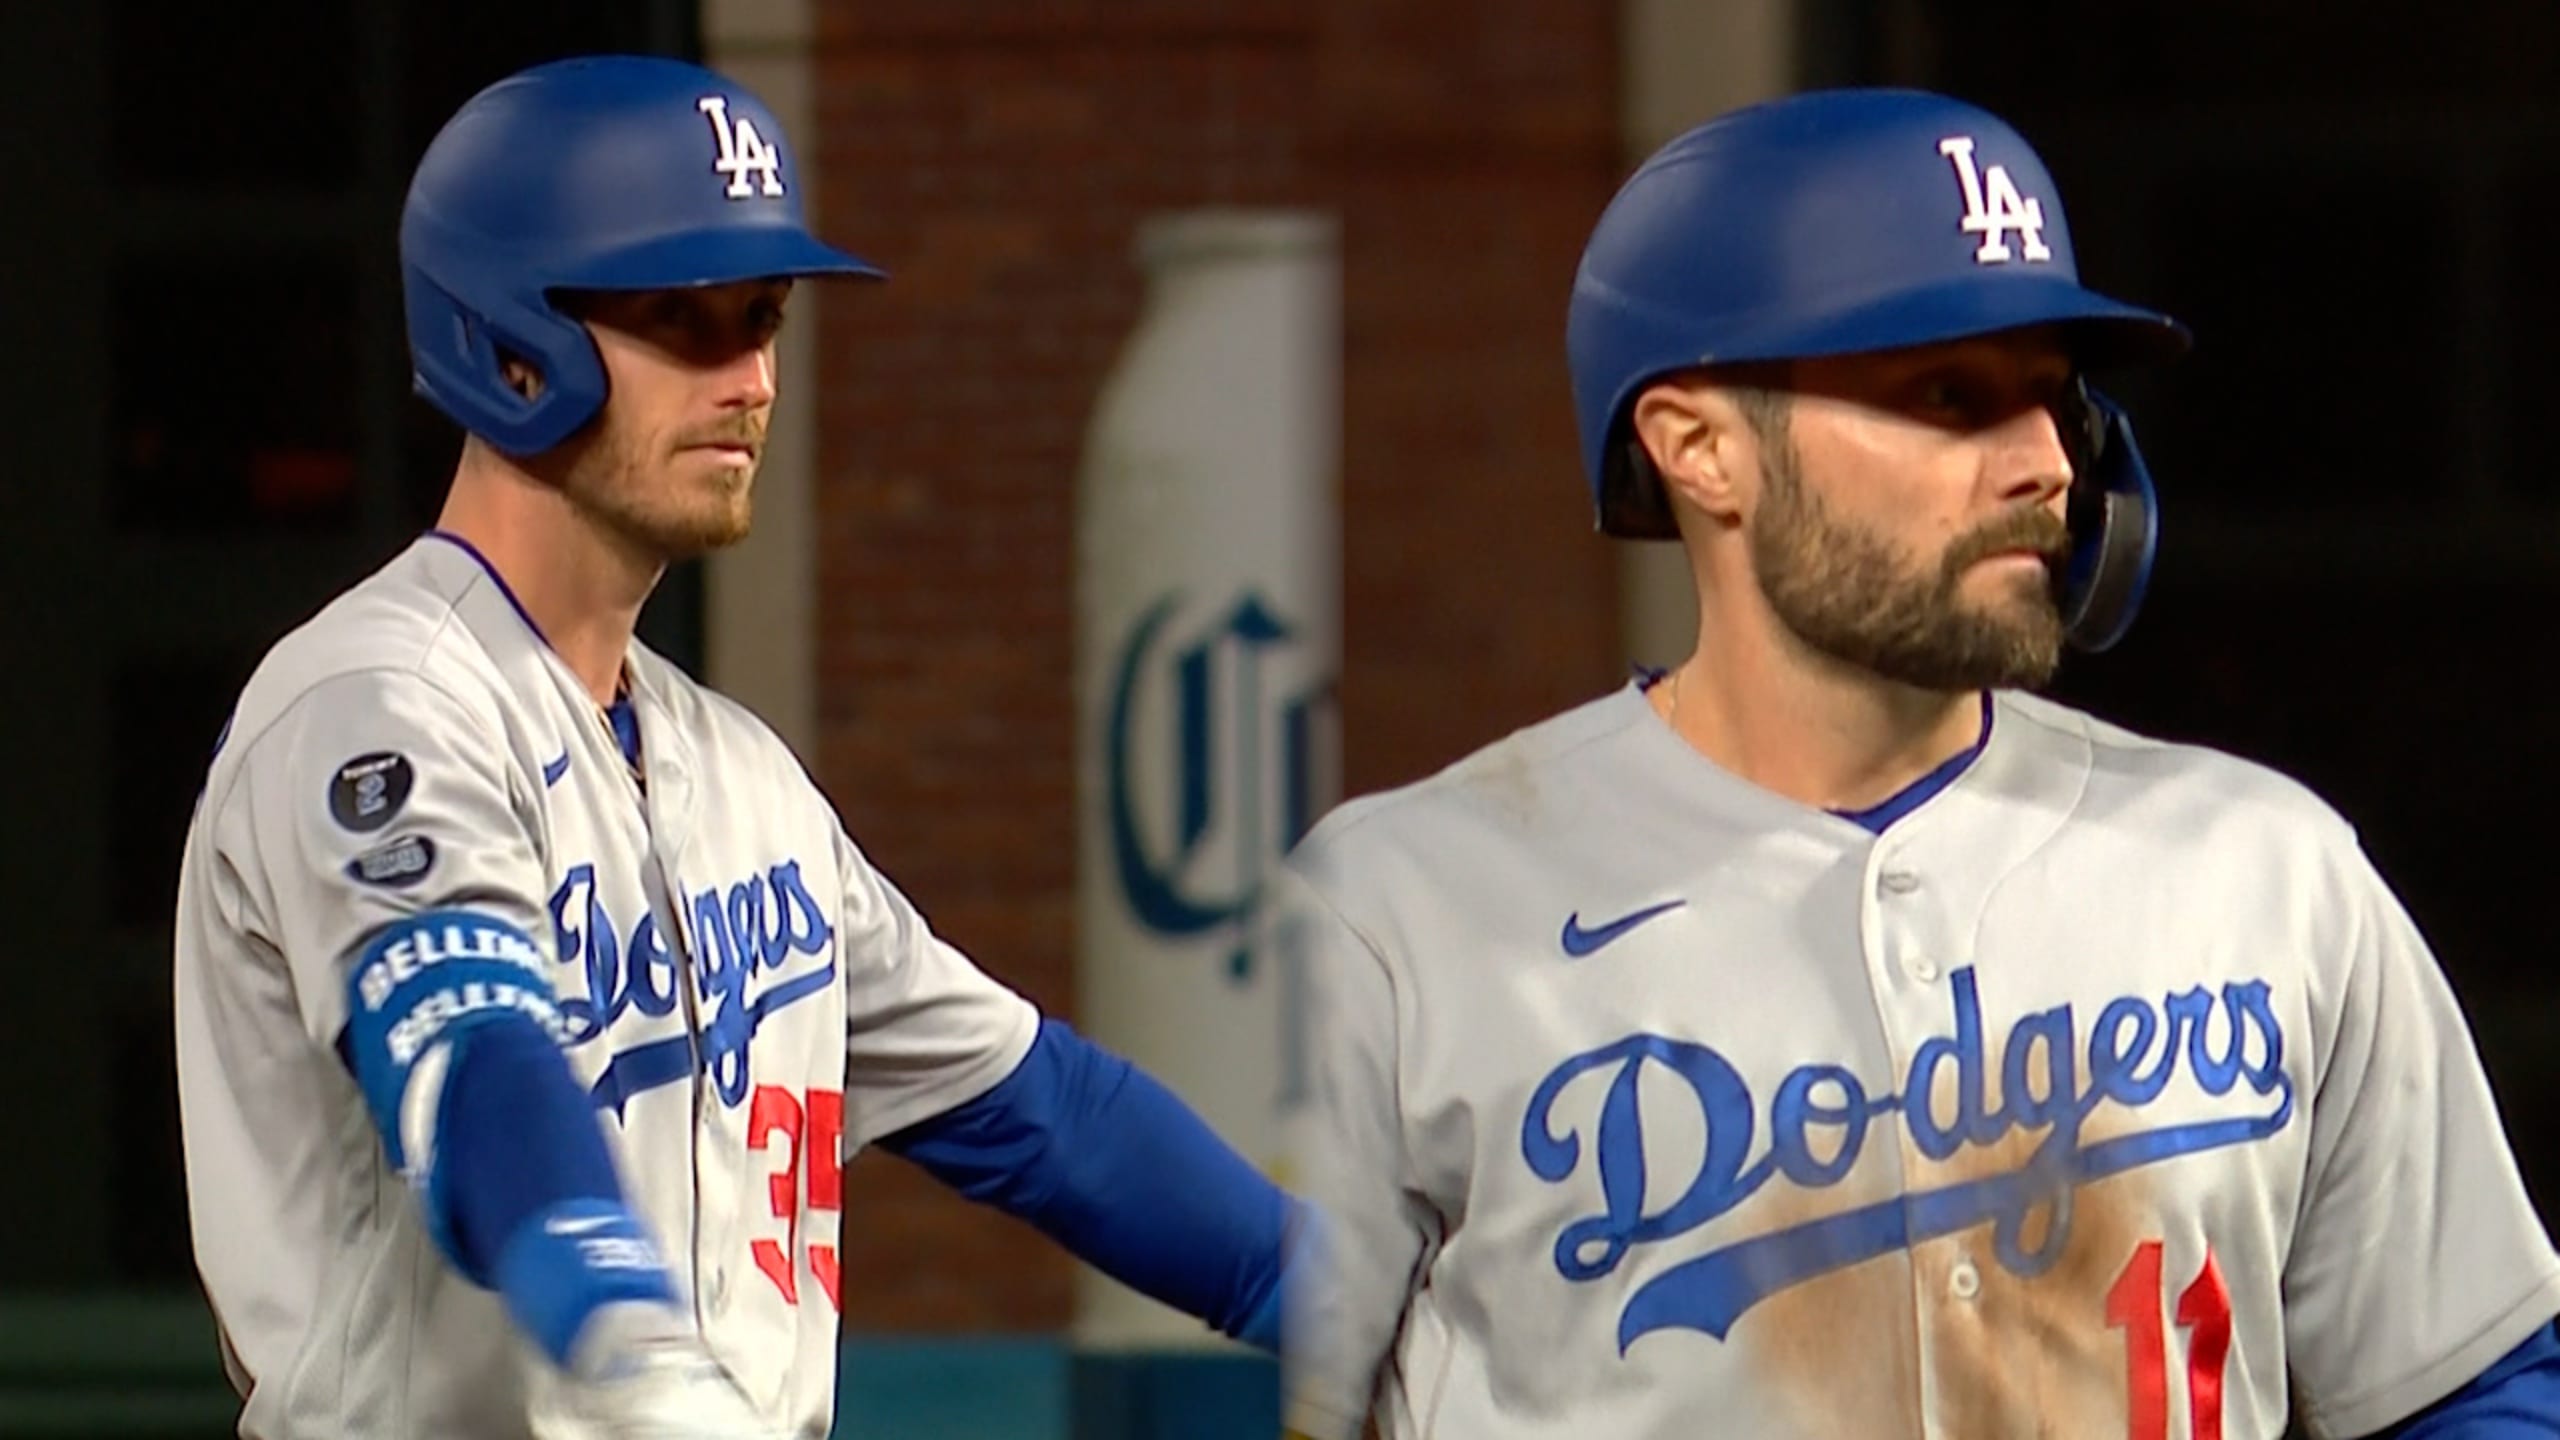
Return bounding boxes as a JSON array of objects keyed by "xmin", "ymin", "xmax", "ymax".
[
  {"xmin": 340, "ymin": 911, "xmax": 677, "ymax": 1365},
  {"xmin": 2369, "ymin": 1322, "xmax": 2560, "ymax": 1436},
  {"xmin": 440, "ymin": 1020, "xmax": 681, "ymax": 1364},
  {"xmin": 436, "ymin": 1019, "xmax": 622, "ymax": 1279},
  {"xmin": 881, "ymin": 1018, "xmax": 1295, "ymax": 1349}
]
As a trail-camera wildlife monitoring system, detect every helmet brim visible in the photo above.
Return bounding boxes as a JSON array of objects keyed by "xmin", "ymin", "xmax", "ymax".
[
  {"xmin": 1698, "ymin": 272, "xmax": 2192, "ymax": 373},
  {"xmin": 548, "ymin": 223, "xmax": 886, "ymax": 292}
]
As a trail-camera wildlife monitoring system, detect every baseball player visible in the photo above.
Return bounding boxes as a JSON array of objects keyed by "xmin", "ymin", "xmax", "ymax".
[
  {"xmin": 1277, "ymin": 88, "xmax": 2560, "ymax": 1439},
  {"xmin": 174, "ymin": 56, "xmax": 1292, "ymax": 1440}
]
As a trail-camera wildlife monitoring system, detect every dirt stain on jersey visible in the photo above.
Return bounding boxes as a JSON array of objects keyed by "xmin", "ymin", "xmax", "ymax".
[
  {"xmin": 1742, "ymin": 1165, "xmax": 1931, "ymax": 1438},
  {"xmin": 1738, "ymin": 1110, "xmax": 2158, "ymax": 1437},
  {"xmin": 1925, "ymin": 1129, "xmax": 2152, "ymax": 1440}
]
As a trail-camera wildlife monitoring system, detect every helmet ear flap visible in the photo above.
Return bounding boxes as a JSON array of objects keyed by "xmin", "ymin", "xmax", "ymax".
[
  {"xmin": 403, "ymin": 264, "xmax": 610, "ymax": 456},
  {"xmin": 2055, "ymin": 380, "xmax": 2160, "ymax": 653}
]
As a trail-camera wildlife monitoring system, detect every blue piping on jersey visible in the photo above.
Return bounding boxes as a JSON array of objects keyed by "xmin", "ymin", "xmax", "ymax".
[
  {"xmin": 1827, "ymin": 692, "xmax": 1995, "ymax": 834},
  {"xmin": 426, "ymin": 530, "xmax": 646, "ymax": 773},
  {"xmin": 423, "ymin": 529, "xmax": 552, "ymax": 646},
  {"xmin": 1635, "ymin": 669, "xmax": 1993, "ymax": 835}
]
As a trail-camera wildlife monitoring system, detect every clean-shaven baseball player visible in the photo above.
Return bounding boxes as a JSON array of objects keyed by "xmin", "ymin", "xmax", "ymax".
[
  {"xmin": 1278, "ymin": 88, "xmax": 2560, "ymax": 1439},
  {"xmin": 175, "ymin": 55, "xmax": 1291, "ymax": 1440}
]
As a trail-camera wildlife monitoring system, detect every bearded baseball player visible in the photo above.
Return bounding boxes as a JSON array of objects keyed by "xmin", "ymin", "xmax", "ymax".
[
  {"xmin": 1277, "ymin": 88, "xmax": 2560, "ymax": 1439},
  {"xmin": 173, "ymin": 55, "xmax": 1291, "ymax": 1440}
]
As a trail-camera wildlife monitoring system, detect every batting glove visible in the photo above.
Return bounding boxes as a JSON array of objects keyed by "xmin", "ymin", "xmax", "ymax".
[{"xmin": 561, "ymin": 1301, "xmax": 784, "ymax": 1440}]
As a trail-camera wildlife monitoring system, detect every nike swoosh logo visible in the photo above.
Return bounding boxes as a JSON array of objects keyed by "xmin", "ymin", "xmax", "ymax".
[
  {"xmin": 545, "ymin": 1214, "xmax": 615, "ymax": 1236},
  {"xmin": 542, "ymin": 751, "xmax": 571, "ymax": 787},
  {"xmin": 1560, "ymin": 900, "xmax": 1686, "ymax": 958}
]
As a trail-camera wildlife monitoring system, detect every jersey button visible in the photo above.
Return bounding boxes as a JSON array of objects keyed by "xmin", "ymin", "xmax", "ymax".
[
  {"xmin": 711, "ymin": 1266, "xmax": 729, "ymax": 1305},
  {"xmin": 1907, "ymin": 954, "xmax": 1940, "ymax": 983},
  {"xmin": 1879, "ymin": 870, "xmax": 1921, "ymax": 895},
  {"xmin": 1949, "ymin": 1260, "xmax": 1980, "ymax": 1300}
]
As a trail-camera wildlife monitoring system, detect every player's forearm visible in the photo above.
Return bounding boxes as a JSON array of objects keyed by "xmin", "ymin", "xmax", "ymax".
[
  {"xmin": 342, "ymin": 909, "xmax": 681, "ymax": 1371},
  {"xmin": 441, "ymin": 1017, "xmax": 687, "ymax": 1369},
  {"xmin": 882, "ymin": 1017, "xmax": 1297, "ymax": 1349}
]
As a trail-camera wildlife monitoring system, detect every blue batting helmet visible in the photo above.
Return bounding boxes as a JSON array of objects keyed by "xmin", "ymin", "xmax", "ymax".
[
  {"xmin": 1566, "ymin": 88, "xmax": 2190, "ymax": 651},
  {"xmin": 401, "ymin": 55, "xmax": 882, "ymax": 456}
]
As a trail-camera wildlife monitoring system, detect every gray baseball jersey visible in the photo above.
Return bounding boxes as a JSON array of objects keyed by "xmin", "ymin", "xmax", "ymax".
[
  {"xmin": 174, "ymin": 534, "xmax": 1039, "ymax": 1439},
  {"xmin": 1279, "ymin": 683, "xmax": 2560, "ymax": 1440}
]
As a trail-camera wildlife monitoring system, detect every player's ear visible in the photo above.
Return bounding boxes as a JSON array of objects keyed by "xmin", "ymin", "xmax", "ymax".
[
  {"xmin": 497, "ymin": 348, "xmax": 546, "ymax": 402},
  {"xmin": 1631, "ymin": 376, "xmax": 1751, "ymax": 527}
]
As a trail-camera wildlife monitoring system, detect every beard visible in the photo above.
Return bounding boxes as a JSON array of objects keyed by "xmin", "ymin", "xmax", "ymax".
[
  {"xmin": 546, "ymin": 411, "xmax": 761, "ymax": 562},
  {"xmin": 1749, "ymin": 435, "xmax": 2070, "ymax": 693}
]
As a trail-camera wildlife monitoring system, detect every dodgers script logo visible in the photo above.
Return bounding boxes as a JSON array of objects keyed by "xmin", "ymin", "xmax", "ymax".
[
  {"xmin": 1104, "ymin": 589, "xmax": 1331, "ymax": 984},
  {"xmin": 1522, "ymin": 966, "xmax": 2292, "ymax": 1353},
  {"xmin": 550, "ymin": 858, "xmax": 836, "ymax": 1116}
]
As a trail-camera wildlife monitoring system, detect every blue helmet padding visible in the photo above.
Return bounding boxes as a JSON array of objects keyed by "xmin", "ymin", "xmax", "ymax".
[
  {"xmin": 1567, "ymin": 88, "xmax": 2189, "ymax": 517},
  {"xmin": 401, "ymin": 54, "xmax": 883, "ymax": 456}
]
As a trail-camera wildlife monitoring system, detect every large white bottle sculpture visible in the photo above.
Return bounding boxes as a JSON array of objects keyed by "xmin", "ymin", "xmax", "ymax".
[{"xmin": 1070, "ymin": 209, "xmax": 1342, "ymax": 1350}]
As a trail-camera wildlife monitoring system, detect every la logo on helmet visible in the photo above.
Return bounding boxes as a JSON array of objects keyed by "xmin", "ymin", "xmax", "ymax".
[
  {"xmin": 698, "ymin": 95, "xmax": 786, "ymax": 199},
  {"xmin": 1937, "ymin": 136, "xmax": 2049, "ymax": 265}
]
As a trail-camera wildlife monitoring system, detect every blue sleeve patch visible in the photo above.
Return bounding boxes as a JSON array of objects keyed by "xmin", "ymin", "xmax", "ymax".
[{"xmin": 342, "ymin": 909, "xmax": 562, "ymax": 1176}]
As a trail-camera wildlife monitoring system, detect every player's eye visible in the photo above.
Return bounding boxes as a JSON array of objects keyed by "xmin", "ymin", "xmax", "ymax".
[
  {"xmin": 1904, "ymin": 363, "xmax": 2063, "ymax": 431},
  {"xmin": 1907, "ymin": 372, "xmax": 1987, "ymax": 422},
  {"xmin": 631, "ymin": 293, "xmax": 700, "ymax": 342}
]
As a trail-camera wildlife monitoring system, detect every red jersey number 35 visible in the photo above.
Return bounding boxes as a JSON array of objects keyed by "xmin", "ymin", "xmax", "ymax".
[{"xmin": 748, "ymin": 1083, "xmax": 843, "ymax": 1311}]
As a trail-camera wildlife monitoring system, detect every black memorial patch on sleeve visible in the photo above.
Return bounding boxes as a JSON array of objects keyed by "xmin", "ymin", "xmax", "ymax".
[
  {"xmin": 344, "ymin": 833, "xmax": 436, "ymax": 888},
  {"xmin": 329, "ymin": 751, "xmax": 415, "ymax": 832}
]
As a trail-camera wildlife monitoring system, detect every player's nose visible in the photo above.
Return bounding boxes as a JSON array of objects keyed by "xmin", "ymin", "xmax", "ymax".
[
  {"xmin": 715, "ymin": 344, "xmax": 777, "ymax": 411},
  {"xmin": 1989, "ymin": 402, "xmax": 2072, "ymax": 510}
]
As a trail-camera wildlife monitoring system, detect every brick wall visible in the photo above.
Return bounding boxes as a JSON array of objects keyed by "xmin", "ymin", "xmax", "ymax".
[{"xmin": 809, "ymin": 1, "xmax": 1623, "ymax": 1331}]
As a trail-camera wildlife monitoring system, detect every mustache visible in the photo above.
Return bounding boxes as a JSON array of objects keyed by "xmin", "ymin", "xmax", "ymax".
[
  {"xmin": 675, "ymin": 418, "xmax": 768, "ymax": 451},
  {"xmin": 1943, "ymin": 508, "xmax": 2072, "ymax": 573}
]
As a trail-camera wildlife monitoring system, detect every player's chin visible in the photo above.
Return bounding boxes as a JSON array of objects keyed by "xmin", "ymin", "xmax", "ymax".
[
  {"xmin": 645, "ymin": 499, "xmax": 755, "ymax": 560},
  {"xmin": 682, "ymin": 459, "xmax": 758, "ymax": 530},
  {"xmin": 1979, "ymin": 614, "xmax": 2066, "ymax": 688},
  {"xmin": 1973, "ymin": 589, "xmax": 2063, "ymax": 641},
  {"xmin": 695, "ymin": 502, "xmax": 755, "ymax": 553},
  {"xmin": 1956, "ymin": 560, "xmax": 2061, "ymax": 617},
  {"xmin": 1942, "ymin": 593, "xmax": 2064, "ymax": 682}
]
